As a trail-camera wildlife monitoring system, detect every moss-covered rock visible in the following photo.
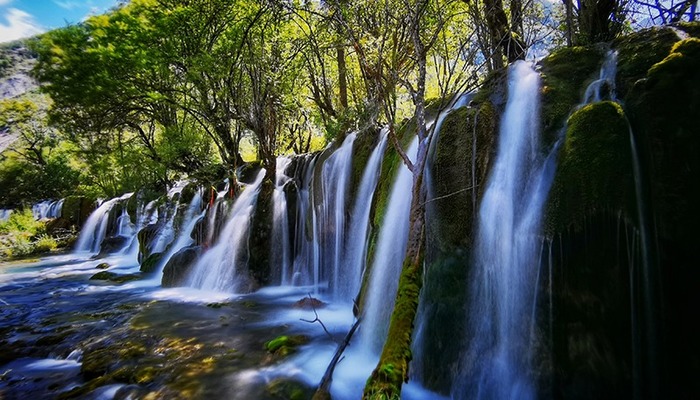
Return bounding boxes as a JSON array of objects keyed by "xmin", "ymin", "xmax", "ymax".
[
  {"xmin": 139, "ymin": 251, "xmax": 164, "ymax": 273},
  {"xmin": 539, "ymin": 46, "xmax": 604, "ymax": 145},
  {"xmin": 161, "ymin": 246, "xmax": 201, "ymax": 287},
  {"xmin": 89, "ymin": 271, "xmax": 142, "ymax": 284},
  {"xmin": 266, "ymin": 378, "xmax": 314, "ymax": 400},
  {"xmin": 60, "ymin": 196, "xmax": 95, "ymax": 228},
  {"xmin": 546, "ymin": 101, "xmax": 633, "ymax": 233},
  {"xmin": 264, "ymin": 334, "xmax": 309, "ymax": 357},
  {"xmin": 248, "ymin": 178, "xmax": 274, "ymax": 287},
  {"xmin": 615, "ymin": 26, "xmax": 680, "ymax": 101}
]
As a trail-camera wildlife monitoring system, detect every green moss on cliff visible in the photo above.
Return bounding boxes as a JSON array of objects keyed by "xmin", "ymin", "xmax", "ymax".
[
  {"xmin": 626, "ymin": 37, "xmax": 700, "ymax": 242},
  {"xmin": 540, "ymin": 46, "xmax": 603, "ymax": 145},
  {"xmin": 547, "ymin": 101, "xmax": 632, "ymax": 233},
  {"xmin": 615, "ymin": 27, "xmax": 680, "ymax": 101}
]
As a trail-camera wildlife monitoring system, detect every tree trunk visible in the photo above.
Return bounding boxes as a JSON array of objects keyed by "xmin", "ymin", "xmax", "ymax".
[
  {"xmin": 484, "ymin": 0, "xmax": 526, "ymax": 64},
  {"xmin": 362, "ymin": 180, "xmax": 426, "ymax": 399},
  {"xmin": 565, "ymin": 0, "xmax": 574, "ymax": 47},
  {"xmin": 337, "ymin": 46, "xmax": 348, "ymax": 110}
]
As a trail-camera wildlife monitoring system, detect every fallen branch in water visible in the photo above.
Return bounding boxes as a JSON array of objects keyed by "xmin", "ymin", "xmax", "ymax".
[
  {"xmin": 312, "ymin": 316, "xmax": 362, "ymax": 400},
  {"xmin": 300, "ymin": 293, "xmax": 334, "ymax": 342}
]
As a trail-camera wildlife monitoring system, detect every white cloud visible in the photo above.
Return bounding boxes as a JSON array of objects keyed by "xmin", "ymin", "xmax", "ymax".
[
  {"xmin": 0, "ymin": 8, "xmax": 44, "ymax": 43},
  {"xmin": 0, "ymin": 0, "xmax": 14, "ymax": 6},
  {"xmin": 53, "ymin": 1, "xmax": 81, "ymax": 10}
]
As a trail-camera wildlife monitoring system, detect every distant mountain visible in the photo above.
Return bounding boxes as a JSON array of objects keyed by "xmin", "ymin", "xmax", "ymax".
[{"xmin": 0, "ymin": 40, "xmax": 39, "ymax": 153}]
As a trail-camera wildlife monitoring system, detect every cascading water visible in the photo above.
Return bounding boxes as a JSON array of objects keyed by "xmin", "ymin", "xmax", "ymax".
[
  {"xmin": 186, "ymin": 170, "xmax": 265, "ymax": 293},
  {"xmin": 151, "ymin": 190, "xmax": 205, "ymax": 279},
  {"xmin": 454, "ymin": 61, "xmax": 553, "ymax": 400},
  {"xmin": 583, "ymin": 51, "xmax": 617, "ymax": 104},
  {"xmin": 311, "ymin": 133, "xmax": 357, "ymax": 296},
  {"xmin": 32, "ymin": 199, "xmax": 64, "ymax": 220},
  {"xmin": 115, "ymin": 208, "xmax": 133, "ymax": 237},
  {"xmin": 289, "ymin": 154, "xmax": 317, "ymax": 286},
  {"xmin": 74, "ymin": 193, "xmax": 133, "ymax": 254},
  {"xmin": 148, "ymin": 183, "xmax": 187, "ymax": 255},
  {"xmin": 0, "ymin": 209, "xmax": 12, "ymax": 221},
  {"xmin": 340, "ymin": 128, "xmax": 389, "ymax": 303},
  {"xmin": 272, "ymin": 158, "xmax": 293, "ymax": 285},
  {"xmin": 358, "ymin": 136, "xmax": 418, "ymax": 353}
]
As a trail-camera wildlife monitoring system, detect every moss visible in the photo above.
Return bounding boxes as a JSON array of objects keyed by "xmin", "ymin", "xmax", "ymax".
[
  {"xmin": 139, "ymin": 252, "xmax": 163, "ymax": 273},
  {"xmin": 615, "ymin": 26, "xmax": 680, "ymax": 101},
  {"xmin": 677, "ymin": 21, "xmax": 700, "ymax": 38},
  {"xmin": 546, "ymin": 101, "xmax": 633, "ymax": 234},
  {"xmin": 625, "ymin": 37, "xmax": 700, "ymax": 243},
  {"xmin": 429, "ymin": 103, "xmax": 497, "ymax": 253},
  {"xmin": 539, "ymin": 46, "xmax": 604, "ymax": 145},
  {"xmin": 350, "ymin": 127, "xmax": 381, "ymax": 202},
  {"xmin": 247, "ymin": 178, "xmax": 274, "ymax": 286},
  {"xmin": 363, "ymin": 259, "xmax": 422, "ymax": 399},
  {"xmin": 266, "ymin": 378, "xmax": 313, "ymax": 400},
  {"xmin": 89, "ymin": 271, "xmax": 142, "ymax": 283},
  {"xmin": 264, "ymin": 334, "xmax": 309, "ymax": 357},
  {"xmin": 95, "ymin": 262, "xmax": 110, "ymax": 270}
]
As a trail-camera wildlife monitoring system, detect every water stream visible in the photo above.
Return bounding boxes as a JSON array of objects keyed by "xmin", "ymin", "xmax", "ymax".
[{"xmin": 455, "ymin": 61, "xmax": 548, "ymax": 400}]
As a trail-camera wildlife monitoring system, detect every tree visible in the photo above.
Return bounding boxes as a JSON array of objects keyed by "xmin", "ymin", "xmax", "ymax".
[{"xmin": 322, "ymin": 0, "xmax": 478, "ymax": 397}]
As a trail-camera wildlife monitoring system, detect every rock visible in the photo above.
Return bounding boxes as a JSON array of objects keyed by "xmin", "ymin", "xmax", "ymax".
[
  {"xmin": 264, "ymin": 335, "xmax": 309, "ymax": 357},
  {"xmin": 139, "ymin": 252, "xmax": 163, "ymax": 273},
  {"xmin": 95, "ymin": 262, "xmax": 110, "ymax": 270},
  {"xmin": 161, "ymin": 246, "xmax": 202, "ymax": 287},
  {"xmin": 89, "ymin": 271, "xmax": 141, "ymax": 284},
  {"xmin": 293, "ymin": 297, "xmax": 325, "ymax": 309},
  {"xmin": 98, "ymin": 236, "xmax": 129, "ymax": 256}
]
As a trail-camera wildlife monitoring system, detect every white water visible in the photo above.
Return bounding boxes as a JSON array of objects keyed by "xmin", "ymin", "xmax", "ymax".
[
  {"xmin": 186, "ymin": 170, "xmax": 265, "ymax": 293},
  {"xmin": 455, "ymin": 61, "xmax": 549, "ymax": 400},
  {"xmin": 272, "ymin": 157, "xmax": 293, "ymax": 285},
  {"xmin": 358, "ymin": 136, "xmax": 418, "ymax": 353},
  {"xmin": 583, "ymin": 50, "xmax": 617, "ymax": 104},
  {"xmin": 311, "ymin": 133, "xmax": 357, "ymax": 297},
  {"xmin": 289, "ymin": 154, "xmax": 317, "ymax": 286},
  {"xmin": 0, "ymin": 209, "xmax": 12, "ymax": 221},
  {"xmin": 32, "ymin": 199, "xmax": 64, "ymax": 220},
  {"xmin": 151, "ymin": 190, "xmax": 205, "ymax": 280},
  {"xmin": 74, "ymin": 193, "xmax": 133, "ymax": 254},
  {"xmin": 341, "ymin": 128, "xmax": 389, "ymax": 303}
]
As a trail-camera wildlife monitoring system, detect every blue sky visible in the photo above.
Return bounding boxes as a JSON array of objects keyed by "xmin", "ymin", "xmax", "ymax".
[{"xmin": 1, "ymin": 0, "xmax": 121, "ymax": 43}]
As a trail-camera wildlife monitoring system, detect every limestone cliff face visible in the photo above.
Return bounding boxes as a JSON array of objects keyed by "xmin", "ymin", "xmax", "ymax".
[{"xmin": 413, "ymin": 23, "xmax": 700, "ymax": 397}]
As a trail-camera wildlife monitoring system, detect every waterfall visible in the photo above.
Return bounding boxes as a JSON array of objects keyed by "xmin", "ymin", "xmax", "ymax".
[
  {"xmin": 0, "ymin": 209, "xmax": 12, "ymax": 221},
  {"xmin": 152, "ymin": 190, "xmax": 205, "ymax": 278},
  {"xmin": 120, "ymin": 197, "xmax": 159, "ymax": 259},
  {"xmin": 115, "ymin": 207, "xmax": 133, "ymax": 237},
  {"xmin": 32, "ymin": 199, "xmax": 64, "ymax": 220},
  {"xmin": 455, "ymin": 61, "xmax": 552, "ymax": 400},
  {"xmin": 290, "ymin": 154, "xmax": 317, "ymax": 286},
  {"xmin": 341, "ymin": 128, "xmax": 389, "ymax": 303},
  {"xmin": 358, "ymin": 136, "xmax": 418, "ymax": 354},
  {"xmin": 272, "ymin": 158, "xmax": 293, "ymax": 285},
  {"xmin": 74, "ymin": 193, "xmax": 133, "ymax": 254},
  {"xmin": 583, "ymin": 51, "xmax": 617, "ymax": 104},
  {"xmin": 311, "ymin": 133, "xmax": 357, "ymax": 295},
  {"xmin": 148, "ymin": 183, "xmax": 188, "ymax": 255},
  {"xmin": 186, "ymin": 170, "xmax": 265, "ymax": 293}
]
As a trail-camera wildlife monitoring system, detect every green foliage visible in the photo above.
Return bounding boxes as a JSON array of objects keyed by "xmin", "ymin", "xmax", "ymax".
[
  {"xmin": 0, "ymin": 152, "xmax": 82, "ymax": 207},
  {"xmin": 34, "ymin": 234, "xmax": 58, "ymax": 253},
  {"xmin": 0, "ymin": 208, "xmax": 49, "ymax": 258}
]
